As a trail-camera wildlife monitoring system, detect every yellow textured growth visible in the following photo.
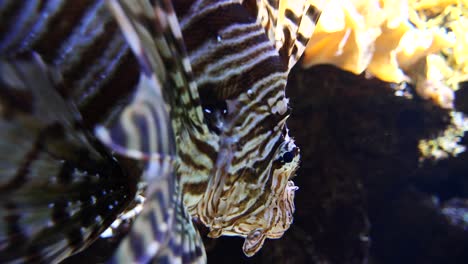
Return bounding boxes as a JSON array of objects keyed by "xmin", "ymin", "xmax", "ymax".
[
  {"xmin": 303, "ymin": 0, "xmax": 468, "ymax": 109},
  {"xmin": 303, "ymin": 0, "xmax": 386, "ymax": 75}
]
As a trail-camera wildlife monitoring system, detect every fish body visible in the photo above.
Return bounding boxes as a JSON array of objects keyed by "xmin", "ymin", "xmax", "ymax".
[{"xmin": 171, "ymin": 0, "xmax": 321, "ymax": 255}]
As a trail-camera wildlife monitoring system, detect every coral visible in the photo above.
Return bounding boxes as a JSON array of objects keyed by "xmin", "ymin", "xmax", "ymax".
[
  {"xmin": 302, "ymin": 0, "xmax": 468, "ymax": 108},
  {"xmin": 419, "ymin": 111, "xmax": 468, "ymax": 160}
]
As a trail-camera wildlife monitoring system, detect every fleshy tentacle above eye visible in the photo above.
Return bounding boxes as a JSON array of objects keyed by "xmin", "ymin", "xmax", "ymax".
[{"xmin": 105, "ymin": 0, "xmax": 206, "ymax": 263}]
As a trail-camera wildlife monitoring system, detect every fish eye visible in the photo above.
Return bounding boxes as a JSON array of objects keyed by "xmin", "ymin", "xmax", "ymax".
[
  {"xmin": 282, "ymin": 151, "xmax": 295, "ymax": 163},
  {"xmin": 202, "ymin": 99, "xmax": 228, "ymax": 135}
]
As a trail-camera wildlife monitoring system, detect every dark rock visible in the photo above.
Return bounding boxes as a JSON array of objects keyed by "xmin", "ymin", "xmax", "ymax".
[{"xmin": 455, "ymin": 81, "xmax": 468, "ymax": 115}]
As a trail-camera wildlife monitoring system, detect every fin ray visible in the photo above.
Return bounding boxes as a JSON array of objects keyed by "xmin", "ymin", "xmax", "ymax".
[
  {"xmin": 243, "ymin": 0, "xmax": 326, "ymax": 69},
  {"xmin": 0, "ymin": 54, "xmax": 135, "ymax": 263},
  {"xmin": 106, "ymin": 0, "xmax": 207, "ymax": 262}
]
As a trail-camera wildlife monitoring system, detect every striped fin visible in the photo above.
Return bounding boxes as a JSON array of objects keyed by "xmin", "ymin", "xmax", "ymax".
[
  {"xmin": 155, "ymin": 187, "xmax": 206, "ymax": 264},
  {"xmin": 94, "ymin": 60, "xmax": 176, "ymax": 184},
  {"xmin": 0, "ymin": 0, "xmax": 140, "ymax": 129},
  {"xmin": 106, "ymin": 0, "xmax": 206, "ymax": 262},
  {"xmin": 106, "ymin": 0, "xmax": 207, "ymax": 134},
  {"xmin": 110, "ymin": 178, "xmax": 206, "ymax": 264},
  {"xmin": 0, "ymin": 53, "xmax": 135, "ymax": 263},
  {"xmin": 242, "ymin": 0, "xmax": 325, "ymax": 70},
  {"xmin": 109, "ymin": 176, "xmax": 176, "ymax": 263}
]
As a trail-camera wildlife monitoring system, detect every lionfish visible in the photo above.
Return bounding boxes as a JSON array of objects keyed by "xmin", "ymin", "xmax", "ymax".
[{"xmin": 0, "ymin": 0, "xmax": 323, "ymax": 263}]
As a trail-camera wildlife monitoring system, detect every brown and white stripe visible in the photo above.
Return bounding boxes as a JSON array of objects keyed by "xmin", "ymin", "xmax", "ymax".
[
  {"xmin": 0, "ymin": 1, "xmax": 189, "ymax": 263},
  {"xmin": 105, "ymin": 0, "xmax": 208, "ymax": 263},
  {"xmin": 168, "ymin": 0, "xmax": 321, "ymax": 256},
  {"xmin": 0, "ymin": 0, "xmax": 140, "ymax": 127},
  {"xmin": 242, "ymin": 0, "xmax": 325, "ymax": 69},
  {"xmin": 0, "ymin": 54, "xmax": 137, "ymax": 263}
]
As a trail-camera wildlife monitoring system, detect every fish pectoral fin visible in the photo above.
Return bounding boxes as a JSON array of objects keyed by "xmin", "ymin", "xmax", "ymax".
[
  {"xmin": 0, "ymin": 54, "xmax": 135, "ymax": 263},
  {"xmin": 94, "ymin": 86, "xmax": 174, "ymax": 165},
  {"xmin": 111, "ymin": 178, "xmax": 206, "ymax": 264},
  {"xmin": 106, "ymin": 0, "xmax": 208, "ymax": 133}
]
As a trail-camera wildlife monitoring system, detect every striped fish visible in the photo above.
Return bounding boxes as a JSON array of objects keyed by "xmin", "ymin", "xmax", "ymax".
[
  {"xmin": 0, "ymin": 0, "xmax": 323, "ymax": 262},
  {"xmin": 169, "ymin": 0, "xmax": 323, "ymax": 257},
  {"xmin": 107, "ymin": 0, "xmax": 323, "ymax": 258},
  {"xmin": 103, "ymin": 0, "xmax": 207, "ymax": 262}
]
